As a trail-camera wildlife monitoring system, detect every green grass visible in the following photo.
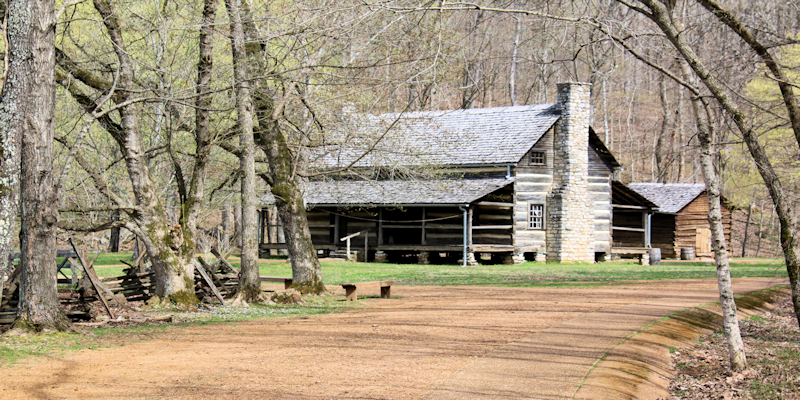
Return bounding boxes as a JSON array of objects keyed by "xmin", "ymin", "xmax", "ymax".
[
  {"xmin": 63, "ymin": 252, "xmax": 789, "ymax": 287},
  {"xmin": 257, "ymin": 259, "xmax": 788, "ymax": 288}
]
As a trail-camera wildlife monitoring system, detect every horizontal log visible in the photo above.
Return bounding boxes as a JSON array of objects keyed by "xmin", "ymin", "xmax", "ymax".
[
  {"xmin": 613, "ymin": 205, "xmax": 652, "ymax": 210},
  {"xmin": 425, "ymin": 233, "xmax": 463, "ymax": 239},
  {"xmin": 472, "ymin": 233, "xmax": 513, "ymax": 240},
  {"xmin": 475, "ymin": 201, "xmax": 515, "ymax": 208},
  {"xmin": 426, "ymin": 224, "xmax": 463, "ymax": 230},
  {"xmin": 612, "ymin": 226, "xmax": 646, "ymax": 232},
  {"xmin": 471, "ymin": 225, "xmax": 513, "ymax": 230}
]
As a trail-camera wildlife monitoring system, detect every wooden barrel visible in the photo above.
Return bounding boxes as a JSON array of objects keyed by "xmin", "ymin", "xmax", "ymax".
[
  {"xmin": 649, "ymin": 248, "xmax": 661, "ymax": 265},
  {"xmin": 680, "ymin": 247, "xmax": 695, "ymax": 260}
]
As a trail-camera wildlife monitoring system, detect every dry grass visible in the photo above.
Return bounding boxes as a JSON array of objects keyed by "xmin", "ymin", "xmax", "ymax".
[{"xmin": 668, "ymin": 292, "xmax": 800, "ymax": 399}]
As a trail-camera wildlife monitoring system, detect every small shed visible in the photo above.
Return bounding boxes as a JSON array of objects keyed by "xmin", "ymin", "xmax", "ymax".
[{"xmin": 626, "ymin": 183, "xmax": 733, "ymax": 259}]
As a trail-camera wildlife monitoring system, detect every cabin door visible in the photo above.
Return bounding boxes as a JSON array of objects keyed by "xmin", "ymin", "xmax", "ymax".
[{"xmin": 696, "ymin": 228, "xmax": 712, "ymax": 254}]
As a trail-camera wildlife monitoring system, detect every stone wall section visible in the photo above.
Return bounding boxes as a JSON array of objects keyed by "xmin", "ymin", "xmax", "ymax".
[{"xmin": 546, "ymin": 82, "xmax": 595, "ymax": 263}]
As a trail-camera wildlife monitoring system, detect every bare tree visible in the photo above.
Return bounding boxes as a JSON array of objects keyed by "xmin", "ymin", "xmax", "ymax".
[
  {"xmin": 54, "ymin": 0, "xmax": 227, "ymax": 305},
  {"xmin": 6, "ymin": 0, "xmax": 73, "ymax": 332},
  {"xmin": 224, "ymin": 0, "xmax": 263, "ymax": 302},
  {"xmin": 622, "ymin": 0, "xmax": 800, "ymax": 331}
]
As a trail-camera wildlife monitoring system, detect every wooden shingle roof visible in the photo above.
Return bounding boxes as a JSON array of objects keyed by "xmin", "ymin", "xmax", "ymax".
[
  {"xmin": 627, "ymin": 183, "xmax": 706, "ymax": 214},
  {"xmin": 261, "ymin": 178, "xmax": 515, "ymax": 207},
  {"xmin": 612, "ymin": 181, "xmax": 658, "ymax": 208},
  {"xmin": 313, "ymin": 104, "xmax": 561, "ymax": 168}
]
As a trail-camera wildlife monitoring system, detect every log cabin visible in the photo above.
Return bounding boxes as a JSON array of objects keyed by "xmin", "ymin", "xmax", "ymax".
[
  {"xmin": 259, "ymin": 82, "xmax": 621, "ymax": 264},
  {"xmin": 621, "ymin": 183, "xmax": 733, "ymax": 259}
]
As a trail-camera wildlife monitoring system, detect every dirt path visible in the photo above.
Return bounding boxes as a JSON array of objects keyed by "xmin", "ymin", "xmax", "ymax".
[{"xmin": 0, "ymin": 277, "xmax": 788, "ymax": 400}]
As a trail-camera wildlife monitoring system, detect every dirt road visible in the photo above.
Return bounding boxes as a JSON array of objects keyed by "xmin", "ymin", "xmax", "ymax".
[{"xmin": 0, "ymin": 277, "xmax": 788, "ymax": 399}]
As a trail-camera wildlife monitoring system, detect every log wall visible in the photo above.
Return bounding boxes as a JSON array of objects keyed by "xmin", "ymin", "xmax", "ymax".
[{"xmin": 674, "ymin": 193, "xmax": 733, "ymax": 258}]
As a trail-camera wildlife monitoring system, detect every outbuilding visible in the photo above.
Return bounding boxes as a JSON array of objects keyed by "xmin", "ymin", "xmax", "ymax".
[{"xmin": 624, "ymin": 183, "xmax": 733, "ymax": 259}]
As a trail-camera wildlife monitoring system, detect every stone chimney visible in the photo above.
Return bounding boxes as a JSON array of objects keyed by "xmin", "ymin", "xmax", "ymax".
[{"xmin": 546, "ymin": 82, "xmax": 595, "ymax": 263}]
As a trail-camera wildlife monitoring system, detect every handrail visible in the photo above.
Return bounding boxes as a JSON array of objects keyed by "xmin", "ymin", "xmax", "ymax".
[{"xmin": 339, "ymin": 229, "xmax": 370, "ymax": 262}]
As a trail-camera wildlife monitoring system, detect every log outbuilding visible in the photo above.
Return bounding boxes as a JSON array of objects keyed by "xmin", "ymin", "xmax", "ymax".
[{"xmin": 623, "ymin": 183, "xmax": 733, "ymax": 259}]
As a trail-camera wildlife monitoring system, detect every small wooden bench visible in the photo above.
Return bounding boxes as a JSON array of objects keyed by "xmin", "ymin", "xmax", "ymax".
[
  {"xmin": 341, "ymin": 281, "xmax": 394, "ymax": 301},
  {"xmin": 259, "ymin": 276, "xmax": 293, "ymax": 290}
]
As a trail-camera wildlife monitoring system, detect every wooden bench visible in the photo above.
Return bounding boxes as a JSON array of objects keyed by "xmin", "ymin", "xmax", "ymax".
[
  {"xmin": 341, "ymin": 281, "xmax": 394, "ymax": 301},
  {"xmin": 259, "ymin": 276, "xmax": 293, "ymax": 290}
]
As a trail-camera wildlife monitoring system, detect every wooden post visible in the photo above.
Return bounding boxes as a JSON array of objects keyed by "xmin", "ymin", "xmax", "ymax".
[
  {"xmin": 421, "ymin": 207, "xmax": 427, "ymax": 245},
  {"xmin": 364, "ymin": 232, "xmax": 369, "ymax": 262},
  {"xmin": 334, "ymin": 213, "xmax": 340, "ymax": 244},
  {"xmin": 194, "ymin": 261, "xmax": 226, "ymax": 305},
  {"xmin": 467, "ymin": 207, "xmax": 474, "ymax": 246},
  {"xmin": 378, "ymin": 209, "xmax": 383, "ymax": 246},
  {"xmin": 69, "ymin": 239, "xmax": 116, "ymax": 318}
]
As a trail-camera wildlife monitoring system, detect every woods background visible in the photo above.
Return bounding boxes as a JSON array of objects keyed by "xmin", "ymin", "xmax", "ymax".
[{"xmin": 4, "ymin": 0, "xmax": 796, "ymax": 258}]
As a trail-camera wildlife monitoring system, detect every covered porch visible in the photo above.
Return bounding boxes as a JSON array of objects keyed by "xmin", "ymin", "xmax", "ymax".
[{"xmin": 259, "ymin": 178, "xmax": 517, "ymax": 264}]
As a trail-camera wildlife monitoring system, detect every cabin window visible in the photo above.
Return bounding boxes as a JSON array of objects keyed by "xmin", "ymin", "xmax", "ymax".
[
  {"xmin": 528, "ymin": 204, "xmax": 544, "ymax": 229},
  {"xmin": 530, "ymin": 151, "xmax": 545, "ymax": 165}
]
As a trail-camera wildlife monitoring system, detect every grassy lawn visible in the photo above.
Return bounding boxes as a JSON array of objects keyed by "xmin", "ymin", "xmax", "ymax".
[
  {"xmin": 256, "ymin": 259, "xmax": 788, "ymax": 287},
  {"xmin": 80, "ymin": 252, "xmax": 789, "ymax": 287}
]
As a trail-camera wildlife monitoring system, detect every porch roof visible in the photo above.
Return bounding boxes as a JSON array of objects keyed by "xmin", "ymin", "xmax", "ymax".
[{"xmin": 260, "ymin": 177, "xmax": 515, "ymax": 207}]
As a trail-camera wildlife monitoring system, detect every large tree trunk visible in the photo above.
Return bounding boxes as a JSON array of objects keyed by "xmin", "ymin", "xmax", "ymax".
[
  {"xmin": 89, "ymin": 0, "xmax": 197, "ymax": 305},
  {"xmin": 252, "ymin": 88, "xmax": 323, "ymax": 294},
  {"xmin": 229, "ymin": 2, "xmax": 324, "ymax": 295},
  {"xmin": 9, "ymin": 0, "xmax": 73, "ymax": 333},
  {"xmin": 0, "ymin": 0, "xmax": 23, "ymax": 280},
  {"xmin": 271, "ymin": 170, "xmax": 324, "ymax": 294},
  {"xmin": 225, "ymin": 0, "xmax": 262, "ymax": 302}
]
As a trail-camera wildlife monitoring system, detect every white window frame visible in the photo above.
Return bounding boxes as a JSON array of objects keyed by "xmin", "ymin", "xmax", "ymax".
[{"xmin": 528, "ymin": 203, "xmax": 545, "ymax": 230}]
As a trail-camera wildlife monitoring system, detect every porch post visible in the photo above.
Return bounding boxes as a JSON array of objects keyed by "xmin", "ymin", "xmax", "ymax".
[{"xmin": 459, "ymin": 205, "xmax": 468, "ymax": 267}]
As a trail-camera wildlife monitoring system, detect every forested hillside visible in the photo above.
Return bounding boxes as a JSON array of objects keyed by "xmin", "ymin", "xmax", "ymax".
[{"xmin": 2, "ymin": 0, "xmax": 797, "ymax": 257}]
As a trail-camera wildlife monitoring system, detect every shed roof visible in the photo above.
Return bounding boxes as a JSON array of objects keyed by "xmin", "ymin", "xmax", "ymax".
[
  {"xmin": 612, "ymin": 181, "xmax": 658, "ymax": 208},
  {"xmin": 260, "ymin": 178, "xmax": 515, "ymax": 207},
  {"xmin": 312, "ymin": 104, "xmax": 561, "ymax": 168},
  {"xmin": 627, "ymin": 183, "xmax": 706, "ymax": 214}
]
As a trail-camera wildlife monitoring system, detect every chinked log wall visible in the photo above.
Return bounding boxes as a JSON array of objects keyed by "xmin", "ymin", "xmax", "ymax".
[
  {"xmin": 276, "ymin": 202, "xmax": 515, "ymax": 254},
  {"xmin": 674, "ymin": 193, "xmax": 732, "ymax": 258}
]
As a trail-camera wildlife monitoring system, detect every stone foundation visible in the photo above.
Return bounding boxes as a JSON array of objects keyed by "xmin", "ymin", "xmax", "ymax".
[
  {"xmin": 418, "ymin": 251, "xmax": 430, "ymax": 265},
  {"xmin": 458, "ymin": 252, "xmax": 478, "ymax": 266}
]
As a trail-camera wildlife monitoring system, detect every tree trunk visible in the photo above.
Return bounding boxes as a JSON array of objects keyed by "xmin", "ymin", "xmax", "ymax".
[
  {"xmin": 632, "ymin": 0, "xmax": 800, "ymax": 333},
  {"xmin": 655, "ymin": 76, "xmax": 671, "ymax": 183},
  {"xmin": 509, "ymin": 8, "xmax": 521, "ymax": 106},
  {"xmin": 690, "ymin": 91, "xmax": 747, "ymax": 371},
  {"xmin": 272, "ymin": 178, "xmax": 323, "ymax": 294},
  {"xmin": 225, "ymin": 0, "xmax": 262, "ymax": 302},
  {"xmin": 233, "ymin": 202, "xmax": 242, "ymax": 249},
  {"xmin": 88, "ymin": 0, "xmax": 197, "ymax": 305},
  {"xmin": 221, "ymin": 206, "xmax": 232, "ymax": 251},
  {"xmin": 741, "ymin": 203, "xmax": 753, "ymax": 258},
  {"xmin": 0, "ymin": 0, "xmax": 23, "ymax": 280},
  {"xmin": 252, "ymin": 94, "xmax": 324, "ymax": 294},
  {"xmin": 10, "ymin": 0, "xmax": 73, "ymax": 333},
  {"xmin": 109, "ymin": 210, "xmax": 120, "ymax": 252}
]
